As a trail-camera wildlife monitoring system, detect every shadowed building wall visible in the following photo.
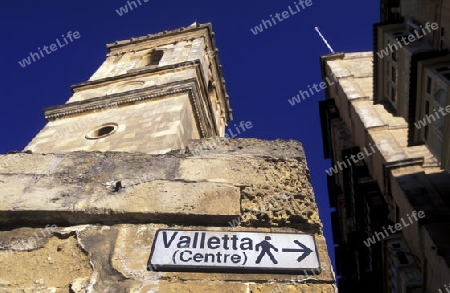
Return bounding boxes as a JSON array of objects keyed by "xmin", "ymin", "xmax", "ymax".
[{"xmin": 320, "ymin": 1, "xmax": 450, "ymax": 289}]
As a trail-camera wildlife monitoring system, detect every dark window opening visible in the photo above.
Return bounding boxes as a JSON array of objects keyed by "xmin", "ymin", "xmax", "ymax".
[
  {"xmin": 147, "ymin": 50, "xmax": 164, "ymax": 66},
  {"xmin": 395, "ymin": 205, "xmax": 400, "ymax": 223},
  {"xmin": 392, "ymin": 50, "xmax": 398, "ymax": 61},
  {"xmin": 391, "ymin": 67, "xmax": 397, "ymax": 83},
  {"xmin": 395, "ymin": 251, "xmax": 409, "ymax": 265},
  {"xmin": 426, "ymin": 77, "xmax": 432, "ymax": 94},
  {"xmin": 85, "ymin": 124, "xmax": 118, "ymax": 139},
  {"xmin": 97, "ymin": 126, "xmax": 115, "ymax": 137},
  {"xmin": 436, "ymin": 67, "xmax": 450, "ymax": 72},
  {"xmin": 424, "ymin": 101, "xmax": 430, "ymax": 140}
]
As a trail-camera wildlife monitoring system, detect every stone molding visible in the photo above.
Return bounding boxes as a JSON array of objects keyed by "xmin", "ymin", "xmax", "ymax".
[{"xmin": 45, "ymin": 76, "xmax": 217, "ymax": 138}]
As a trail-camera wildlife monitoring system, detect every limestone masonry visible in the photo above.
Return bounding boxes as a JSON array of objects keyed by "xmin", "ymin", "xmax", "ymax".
[{"xmin": 0, "ymin": 23, "xmax": 335, "ymax": 292}]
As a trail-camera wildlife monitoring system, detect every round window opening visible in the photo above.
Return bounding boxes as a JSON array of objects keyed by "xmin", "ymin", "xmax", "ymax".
[{"xmin": 85, "ymin": 123, "xmax": 118, "ymax": 139}]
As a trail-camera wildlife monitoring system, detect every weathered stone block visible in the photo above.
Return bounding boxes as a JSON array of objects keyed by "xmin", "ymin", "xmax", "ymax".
[
  {"xmin": 0, "ymin": 231, "xmax": 92, "ymax": 292},
  {"xmin": 0, "ymin": 139, "xmax": 319, "ymax": 231},
  {"xmin": 85, "ymin": 180, "xmax": 241, "ymax": 217},
  {"xmin": 0, "ymin": 224, "xmax": 335, "ymax": 292}
]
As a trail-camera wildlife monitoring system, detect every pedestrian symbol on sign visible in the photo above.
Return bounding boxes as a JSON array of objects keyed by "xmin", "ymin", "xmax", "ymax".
[{"xmin": 255, "ymin": 236, "xmax": 279, "ymax": 264}]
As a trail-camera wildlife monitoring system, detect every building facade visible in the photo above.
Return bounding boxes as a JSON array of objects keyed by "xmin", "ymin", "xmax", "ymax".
[
  {"xmin": 0, "ymin": 23, "xmax": 336, "ymax": 292},
  {"xmin": 26, "ymin": 23, "xmax": 231, "ymax": 154},
  {"xmin": 320, "ymin": 0, "xmax": 450, "ymax": 292}
]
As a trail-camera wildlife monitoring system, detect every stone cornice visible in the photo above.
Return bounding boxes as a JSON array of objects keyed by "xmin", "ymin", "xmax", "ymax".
[
  {"xmin": 45, "ymin": 77, "xmax": 217, "ymax": 138},
  {"xmin": 106, "ymin": 23, "xmax": 212, "ymax": 51},
  {"xmin": 70, "ymin": 60, "xmax": 202, "ymax": 92}
]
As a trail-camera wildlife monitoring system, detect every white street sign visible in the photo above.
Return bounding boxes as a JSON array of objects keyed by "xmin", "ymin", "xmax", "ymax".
[{"xmin": 148, "ymin": 230, "xmax": 320, "ymax": 274}]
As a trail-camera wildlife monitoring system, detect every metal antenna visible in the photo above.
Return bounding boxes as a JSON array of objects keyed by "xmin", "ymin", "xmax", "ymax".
[{"xmin": 314, "ymin": 27, "xmax": 335, "ymax": 53}]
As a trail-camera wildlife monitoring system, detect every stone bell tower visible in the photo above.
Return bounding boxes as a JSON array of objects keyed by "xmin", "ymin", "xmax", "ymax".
[
  {"xmin": 0, "ymin": 23, "xmax": 335, "ymax": 292},
  {"xmin": 26, "ymin": 22, "xmax": 232, "ymax": 154}
]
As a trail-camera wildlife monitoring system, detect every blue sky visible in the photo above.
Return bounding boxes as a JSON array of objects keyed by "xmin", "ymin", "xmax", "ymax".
[{"xmin": 0, "ymin": 0, "xmax": 379, "ymax": 271}]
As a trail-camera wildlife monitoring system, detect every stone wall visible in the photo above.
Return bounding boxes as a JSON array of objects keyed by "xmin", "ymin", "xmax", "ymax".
[
  {"xmin": 0, "ymin": 138, "xmax": 335, "ymax": 292},
  {"xmin": 26, "ymin": 94, "xmax": 200, "ymax": 154}
]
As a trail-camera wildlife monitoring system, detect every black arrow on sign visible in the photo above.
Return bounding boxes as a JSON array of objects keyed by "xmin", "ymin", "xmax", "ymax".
[{"xmin": 281, "ymin": 240, "xmax": 313, "ymax": 263}]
